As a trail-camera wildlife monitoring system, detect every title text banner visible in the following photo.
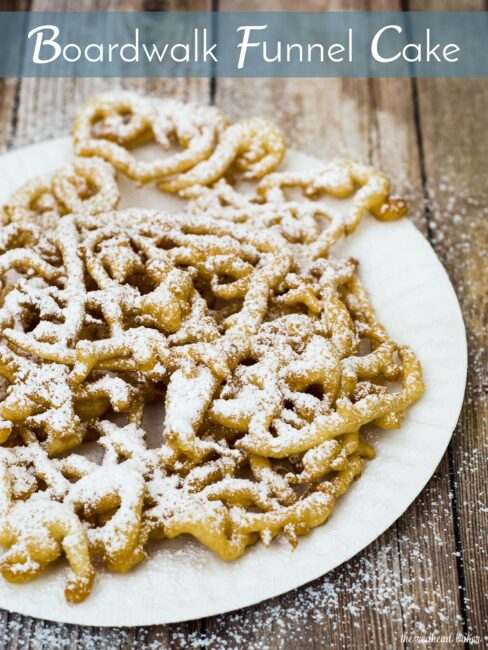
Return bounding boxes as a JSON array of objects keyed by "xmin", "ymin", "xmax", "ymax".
[{"xmin": 0, "ymin": 12, "xmax": 486, "ymax": 77}]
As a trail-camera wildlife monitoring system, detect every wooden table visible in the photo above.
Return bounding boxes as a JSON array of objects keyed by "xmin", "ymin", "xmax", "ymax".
[{"xmin": 0, "ymin": 1, "xmax": 486, "ymax": 648}]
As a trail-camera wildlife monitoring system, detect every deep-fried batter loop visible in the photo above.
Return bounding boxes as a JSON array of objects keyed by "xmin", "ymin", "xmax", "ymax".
[
  {"xmin": 72, "ymin": 92, "xmax": 285, "ymax": 192},
  {"xmin": 185, "ymin": 159, "xmax": 407, "ymax": 264},
  {"xmin": 158, "ymin": 118, "xmax": 286, "ymax": 193},
  {"xmin": 73, "ymin": 92, "xmax": 228, "ymax": 186},
  {"xmin": 2, "ymin": 158, "xmax": 120, "ymax": 229}
]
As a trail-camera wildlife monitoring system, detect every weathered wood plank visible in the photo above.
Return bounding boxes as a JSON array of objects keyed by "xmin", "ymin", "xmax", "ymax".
[
  {"xmin": 408, "ymin": 0, "xmax": 488, "ymax": 643},
  {"xmin": 414, "ymin": 69, "xmax": 488, "ymax": 650},
  {"xmin": 0, "ymin": 0, "xmax": 29, "ymax": 153},
  {"xmin": 409, "ymin": 81, "xmax": 488, "ymax": 642},
  {"xmin": 0, "ymin": 79, "xmax": 18, "ymax": 153}
]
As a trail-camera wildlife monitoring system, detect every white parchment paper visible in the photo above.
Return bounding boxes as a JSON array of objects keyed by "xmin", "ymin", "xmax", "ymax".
[{"xmin": 0, "ymin": 139, "xmax": 467, "ymax": 626}]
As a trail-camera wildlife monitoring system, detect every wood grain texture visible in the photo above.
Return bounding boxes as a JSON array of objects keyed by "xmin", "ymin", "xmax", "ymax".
[
  {"xmin": 0, "ymin": 0, "xmax": 30, "ymax": 152},
  {"xmin": 0, "ymin": 0, "xmax": 486, "ymax": 648},
  {"xmin": 408, "ymin": 1, "xmax": 488, "ymax": 645},
  {"xmin": 414, "ymin": 71, "xmax": 488, "ymax": 650}
]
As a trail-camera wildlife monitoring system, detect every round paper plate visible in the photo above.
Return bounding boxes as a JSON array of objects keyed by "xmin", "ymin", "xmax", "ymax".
[{"xmin": 0, "ymin": 138, "xmax": 467, "ymax": 627}]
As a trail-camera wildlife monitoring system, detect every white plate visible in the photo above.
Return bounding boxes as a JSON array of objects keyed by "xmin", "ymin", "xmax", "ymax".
[{"xmin": 0, "ymin": 138, "xmax": 467, "ymax": 627}]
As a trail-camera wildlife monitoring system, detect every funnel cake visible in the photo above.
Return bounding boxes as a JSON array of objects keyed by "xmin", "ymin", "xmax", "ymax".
[
  {"xmin": 0, "ymin": 93, "xmax": 423, "ymax": 604},
  {"xmin": 0, "ymin": 207, "xmax": 423, "ymax": 602}
]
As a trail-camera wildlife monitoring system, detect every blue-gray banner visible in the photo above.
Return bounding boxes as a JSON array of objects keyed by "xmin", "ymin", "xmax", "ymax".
[{"xmin": 0, "ymin": 12, "xmax": 486, "ymax": 77}]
